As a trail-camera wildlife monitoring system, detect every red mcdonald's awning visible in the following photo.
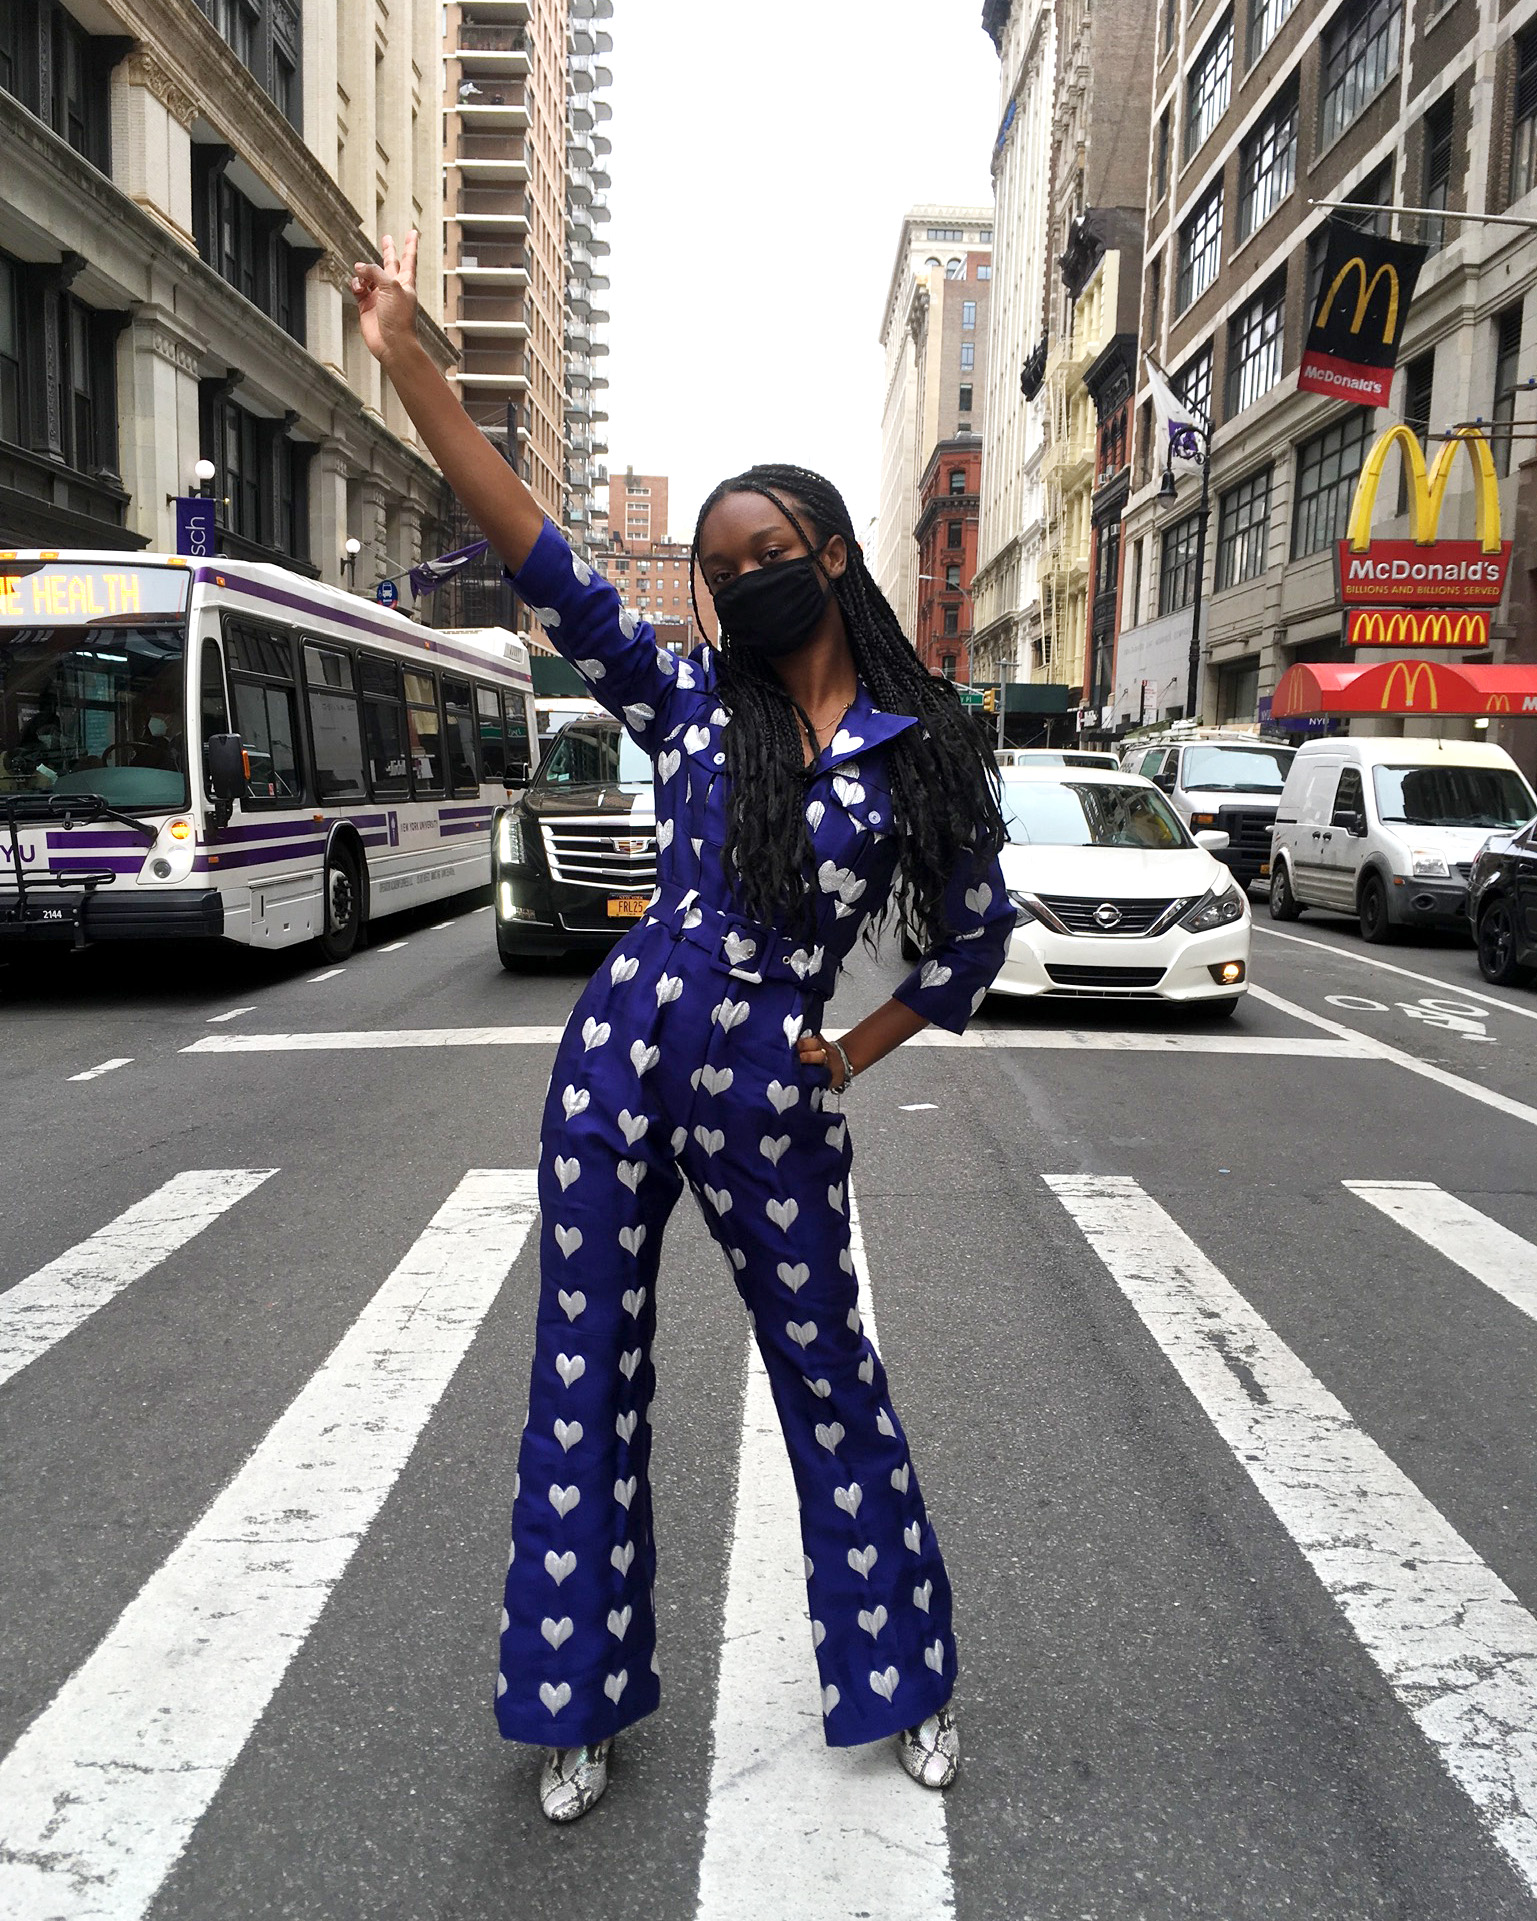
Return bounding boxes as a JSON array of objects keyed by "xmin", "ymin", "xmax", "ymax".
[{"xmin": 1272, "ymin": 659, "xmax": 1537, "ymax": 718}]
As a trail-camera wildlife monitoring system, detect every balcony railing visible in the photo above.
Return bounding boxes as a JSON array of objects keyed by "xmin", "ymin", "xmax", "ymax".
[
  {"xmin": 452, "ymin": 244, "xmax": 526, "ymax": 272},
  {"xmin": 459, "ymin": 25, "xmax": 527, "ymax": 51}
]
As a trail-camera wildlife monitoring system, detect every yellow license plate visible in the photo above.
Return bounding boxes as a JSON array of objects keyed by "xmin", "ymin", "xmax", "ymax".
[
  {"xmin": 1260, "ymin": 861, "xmax": 1271, "ymax": 876},
  {"xmin": 607, "ymin": 895, "xmax": 648, "ymax": 919}
]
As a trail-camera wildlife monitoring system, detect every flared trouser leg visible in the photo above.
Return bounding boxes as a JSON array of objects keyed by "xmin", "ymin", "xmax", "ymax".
[
  {"xmin": 682, "ymin": 1077, "xmax": 957, "ymax": 1748},
  {"xmin": 495, "ymin": 1069, "xmax": 683, "ymax": 1747}
]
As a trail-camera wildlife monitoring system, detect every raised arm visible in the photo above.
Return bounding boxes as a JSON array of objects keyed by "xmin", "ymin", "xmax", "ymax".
[{"xmin": 352, "ymin": 232, "xmax": 544, "ymax": 573}]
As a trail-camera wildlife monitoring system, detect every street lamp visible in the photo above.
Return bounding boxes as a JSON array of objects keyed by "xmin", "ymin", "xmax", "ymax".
[
  {"xmin": 1158, "ymin": 415, "xmax": 1212, "ymax": 723},
  {"xmin": 343, "ymin": 536, "xmax": 361, "ymax": 590},
  {"xmin": 193, "ymin": 458, "xmax": 216, "ymax": 497}
]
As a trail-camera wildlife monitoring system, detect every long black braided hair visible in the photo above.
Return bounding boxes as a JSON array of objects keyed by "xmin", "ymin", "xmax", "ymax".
[{"xmin": 689, "ymin": 462, "xmax": 1006, "ymax": 947}]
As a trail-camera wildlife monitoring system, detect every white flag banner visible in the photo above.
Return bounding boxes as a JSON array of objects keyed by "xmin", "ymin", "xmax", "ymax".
[{"xmin": 1145, "ymin": 356, "xmax": 1205, "ymax": 480}]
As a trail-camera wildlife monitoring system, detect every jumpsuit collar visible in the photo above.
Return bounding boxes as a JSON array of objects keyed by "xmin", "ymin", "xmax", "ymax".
[{"xmin": 809, "ymin": 683, "xmax": 919, "ymax": 774}]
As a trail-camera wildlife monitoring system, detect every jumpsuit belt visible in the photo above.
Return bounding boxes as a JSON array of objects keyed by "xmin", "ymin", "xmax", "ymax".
[{"xmin": 646, "ymin": 884, "xmax": 838, "ymax": 1008}]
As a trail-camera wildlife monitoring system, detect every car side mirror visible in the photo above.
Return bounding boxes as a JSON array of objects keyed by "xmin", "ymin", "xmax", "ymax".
[
  {"xmin": 1194, "ymin": 828, "xmax": 1230, "ymax": 853},
  {"xmin": 204, "ymin": 733, "xmax": 247, "ymax": 828},
  {"xmin": 1154, "ymin": 773, "xmax": 1175, "ymax": 793},
  {"xmin": 1348, "ymin": 813, "xmax": 1368, "ymax": 838}
]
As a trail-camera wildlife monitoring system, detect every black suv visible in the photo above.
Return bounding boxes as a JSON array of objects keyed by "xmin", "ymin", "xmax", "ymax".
[
  {"xmin": 492, "ymin": 714, "xmax": 656, "ymax": 966},
  {"xmin": 1467, "ymin": 816, "xmax": 1537, "ymax": 986}
]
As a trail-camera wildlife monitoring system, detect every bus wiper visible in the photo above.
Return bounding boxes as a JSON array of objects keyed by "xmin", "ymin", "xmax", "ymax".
[{"xmin": 3, "ymin": 791, "xmax": 159, "ymax": 842}]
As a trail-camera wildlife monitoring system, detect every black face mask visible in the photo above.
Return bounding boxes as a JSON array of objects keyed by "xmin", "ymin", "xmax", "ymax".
[{"xmin": 713, "ymin": 556, "xmax": 832, "ymax": 659}]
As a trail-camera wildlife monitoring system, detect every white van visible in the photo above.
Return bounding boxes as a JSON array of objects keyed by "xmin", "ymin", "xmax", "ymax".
[
  {"xmin": 1120, "ymin": 732, "xmax": 1296, "ymax": 892},
  {"xmin": 1268, "ymin": 737, "xmax": 1537, "ymax": 942}
]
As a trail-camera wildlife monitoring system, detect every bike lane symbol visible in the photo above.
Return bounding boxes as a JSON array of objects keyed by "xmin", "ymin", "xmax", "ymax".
[{"xmin": 1324, "ymin": 992, "xmax": 1498, "ymax": 1043}]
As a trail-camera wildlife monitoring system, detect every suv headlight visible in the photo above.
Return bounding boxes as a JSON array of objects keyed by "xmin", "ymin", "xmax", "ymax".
[
  {"xmin": 1180, "ymin": 882, "xmax": 1247, "ymax": 932},
  {"xmin": 496, "ymin": 811, "xmax": 528, "ymax": 866},
  {"xmin": 1410, "ymin": 850, "xmax": 1450, "ymax": 879}
]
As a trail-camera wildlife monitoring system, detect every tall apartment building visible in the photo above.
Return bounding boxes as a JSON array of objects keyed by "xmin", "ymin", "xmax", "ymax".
[
  {"xmin": 564, "ymin": 2, "xmax": 612, "ymax": 556},
  {"xmin": 1, "ymin": 0, "xmax": 453, "ymax": 586},
  {"xmin": 914, "ymin": 435, "xmax": 982, "ymax": 678},
  {"xmin": 875, "ymin": 208, "xmax": 993, "ymax": 640},
  {"xmin": 972, "ymin": 0, "xmax": 1056, "ymax": 692},
  {"xmin": 609, "ymin": 468, "xmax": 669, "ymax": 544},
  {"xmin": 1114, "ymin": 0, "xmax": 1537, "ymax": 778}
]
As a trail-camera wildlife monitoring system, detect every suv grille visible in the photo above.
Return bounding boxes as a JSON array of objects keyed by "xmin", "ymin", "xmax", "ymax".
[
  {"xmin": 1036, "ymin": 895, "xmax": 1181, "ymax": 936},
  {"xmin": 540, "ymin": 817, "xmax": 657, "ymax": 891},
  {"xmin": 1045, "ymin": 963, "xmax": 1167, "ymax": 991}
]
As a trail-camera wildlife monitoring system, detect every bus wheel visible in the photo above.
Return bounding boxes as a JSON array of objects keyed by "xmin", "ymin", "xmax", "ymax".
[{"xmin": 319, "ymin": 845, "xmax": 364, "ymax": 961}]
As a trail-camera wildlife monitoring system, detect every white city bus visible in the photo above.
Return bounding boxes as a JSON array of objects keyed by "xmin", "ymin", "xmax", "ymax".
[{"xmin": 0, "ymin": 552, "xmax": 539, "ymax": 959}]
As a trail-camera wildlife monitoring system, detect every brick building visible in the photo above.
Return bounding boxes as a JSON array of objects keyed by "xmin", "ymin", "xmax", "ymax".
[
  {"xmin": 914, "ymin": 435, "xmax": 982, "ymax": 679},
  {"xmin": 595, "ymin": 475, "xmax": 697, "ymax": 651},
  {"xmin": 608, "ymin": 467, "xmax": 669, "ymax": 545}
]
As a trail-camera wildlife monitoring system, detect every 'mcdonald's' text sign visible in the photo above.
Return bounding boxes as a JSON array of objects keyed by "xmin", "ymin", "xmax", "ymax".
[{"xmin": 1336, "ymin": 424, "xmax": 1511, "ymax": 609}]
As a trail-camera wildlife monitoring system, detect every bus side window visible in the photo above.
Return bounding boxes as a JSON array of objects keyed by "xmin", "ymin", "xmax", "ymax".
[
  {"xmin": 228, "ymin": 622, "xmax": 303, "ymax": 804},
  {"xmin": 503, "ymin": 694, "xmax": 531, "ymax": 785},
  {"xmin": 360, "ymin": 655, "xmax": 409, "ymax": 797},
  {"xmin": 302, "ymin": 642, "xmax": 367, "ymax": 802},
  {"xmin": 200, "ymin": 637, "xmax": 230, "ymax": 749},
  {"xmin": 403, "ymin": 669, "xmax": 444, "ymax": 796},
  {"xmin": 441, "ymin": 674, "xmax": 479, "ymax": 796},
  {"xmin": 475, "ymin": 685, "xmax": 507, "ymax": 783}
]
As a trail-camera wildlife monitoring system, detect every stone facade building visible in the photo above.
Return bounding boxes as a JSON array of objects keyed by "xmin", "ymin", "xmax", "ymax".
[{"xmin": 1, "ymin": 0, "xmax": 454, "ymax": 592}]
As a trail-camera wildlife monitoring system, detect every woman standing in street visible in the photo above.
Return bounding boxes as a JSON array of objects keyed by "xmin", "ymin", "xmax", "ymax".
[{"xmin": 353, "ymin": 233, "xmax": 1014, "ymax": 1823}]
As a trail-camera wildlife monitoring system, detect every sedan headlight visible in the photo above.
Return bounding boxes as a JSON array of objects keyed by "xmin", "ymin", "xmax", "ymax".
[
  {"xmin": 1007, "ymin": 889, "xmax": 1038, "ymax": 926},
  {"xmin": 1180, "ymin": 883, "xmax": 1247, "ymax": 932},
  {"xmin": 1410, "ymin": 850, "xmax": 1450, "ymax": 879},
  {"xmin": 496, "ymin": 811, "xmax": 528, "ymax": 866}
]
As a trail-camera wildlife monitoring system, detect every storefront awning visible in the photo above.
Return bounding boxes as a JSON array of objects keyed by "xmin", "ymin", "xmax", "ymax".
[{"xmin": 1272, "ymin": 659, "xmax": 1537, "ymax": 718}]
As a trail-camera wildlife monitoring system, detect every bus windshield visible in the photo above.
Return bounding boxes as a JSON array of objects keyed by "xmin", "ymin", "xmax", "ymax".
[{"xmin": 0, "ymin": 622, "xmax": 190, "ymax": 809}]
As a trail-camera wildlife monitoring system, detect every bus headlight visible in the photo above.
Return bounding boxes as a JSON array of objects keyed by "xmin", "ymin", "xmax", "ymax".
[{"xmin": 139, "ymin": 819, "xmax": 196, "ymax": 885}]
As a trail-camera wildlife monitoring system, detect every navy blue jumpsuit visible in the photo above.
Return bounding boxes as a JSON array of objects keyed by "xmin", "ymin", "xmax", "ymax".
[{"xmin": 496, "ymin": 521, "xmax": 1014, "ymax": 1750}]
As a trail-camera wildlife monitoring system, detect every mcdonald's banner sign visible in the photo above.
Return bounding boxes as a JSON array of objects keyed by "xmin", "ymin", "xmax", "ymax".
[
  {"xmin": 1299, "ymin": 220, "xmax": 1427, "ymax": 407},
  {"xmin": 1336, "ymin": 423, "xmax": 1511, "ymax": 607},
  {"xmin": 1345, "ymin": 607, "xmax": 1490, "ymax": 649},
  {"xmin": 1271, "ymin": 659, "xmax": 1537, "ymax": 718}
]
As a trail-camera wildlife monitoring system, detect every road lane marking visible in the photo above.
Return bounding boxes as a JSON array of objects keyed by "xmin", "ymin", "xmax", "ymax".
[
  {"xmin": 0, "ymin": 1170, "xmax": 276, "ymax": 1391},
  {"xmin": 306, "ymin": 967, "xmax": 345, "ymax": 983},
  {"xmin": 67, "ymin": 1058, "xmax": 133, "ymax": 1082},
  {"xmin": 1047, "ymin": 1173, "xmax": 1537, "ymax": 1899},
  {"xmin": 1345, "ymin": 1181, "xmax": 1537, "ymax": 1327},
  {"xmin": 377, "ymin": 940, "xmax": 409, "ymax": 952},
  {"xmin": 696, "ymin": 1179, "xmax": 953, "ymax": 1920},
  {"xmin": 1254, "ymin": 925, "xmax": 1537, "ymax": 1023},
  {"xmin": 181, "ymin": 1026, "xmax": 1365, "ymax": 1058},
  {"xmin": 205, "ymin": 1006, "xmax": 255, "ymax": 1024},
  {"xmin": 0, "ymin": 1170, "xmax": 538, "ymax": 1921},
  {"xmin": 1248, "ymin": 984, "xmax": 1537, "ymax": 1130}
]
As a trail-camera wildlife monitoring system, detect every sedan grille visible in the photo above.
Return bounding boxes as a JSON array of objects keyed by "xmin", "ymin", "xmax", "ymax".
[
  {"xmin": 1036, "ymin": 895, "xmax": 1182, "ymax": 936},
  {"xmin": 1044, "ymin": 963, "xmax": 1167, "ymax": 991},
  {"xmin": 540, "ymin": 817, "xmax": 657, "ymax": 891}
]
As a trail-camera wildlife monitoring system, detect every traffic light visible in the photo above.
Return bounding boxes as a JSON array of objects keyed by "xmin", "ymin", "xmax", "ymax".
[{"xmin": 982, "ymin": 687, "xmax": 998, "ymax": 714}]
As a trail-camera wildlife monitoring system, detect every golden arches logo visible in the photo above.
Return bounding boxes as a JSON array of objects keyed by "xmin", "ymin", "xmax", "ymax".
[
  {"xmin": 1486, "ymin": 694, "xmax": 1513, "ymax": 713},
  {"xmin": 1380, "ymin": 660, "xmax": 1439, "ymax": 710},
  {"xmin": 1349, "ymin": 608, "xmax": 1489, "ymax": 647},
  {"xmin": 1314, "ymin": 257, "xmax": 1401, "ymax": 344},
  {"xmin": 1346, "ymin": 424, "xmax": 1502, "ymax": 555}
]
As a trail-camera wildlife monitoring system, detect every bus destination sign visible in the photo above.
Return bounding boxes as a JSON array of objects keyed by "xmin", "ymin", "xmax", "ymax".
[{"xmin": 0, "ymin": 563, "xmax": 192, "ymax": 625}]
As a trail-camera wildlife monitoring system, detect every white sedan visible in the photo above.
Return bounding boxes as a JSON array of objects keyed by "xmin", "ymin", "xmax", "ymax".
[{"xmin": 990, "ymin": 766, "xmax": 1251, "ymax": 1012}]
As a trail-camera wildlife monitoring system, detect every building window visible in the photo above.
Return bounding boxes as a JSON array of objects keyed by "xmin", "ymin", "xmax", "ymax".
[
  {"xmin": 0, "ymin": 247, "xmax": 121, "ymax": 481},
  {"xmin": 1422, "ymin": 91, "xmax": 1453, "ymax": 252},
  {"xmin": 197, "ymin": 0, "xmax": 302, "ymax": 126},
  {"xmin": 1306, "ymin": 161, "xmax": 1393, "ymax": 310},
  {"xmin": 1163, "ymin": 0, "xmax": 1179, "ymax": 57},
  {"xmin": 960, "ymin": 343, "xmax": 975, "ymax": 371},
  {"xmin": 943, "ymin": 604, "xmax": 960, "ymax": 636},
  {"xmin": 1319, "ymin": 0, "xmax": 1401, "ymax": 149},
  {"xmin": 205, "ymin": 387, "xmax": 312, "ymax": 561},
  {"xmin": 193, "ymin": 149, "xmax": 309, "ymax": 344},
  {"xmin": 1226, "ymin": 273, "xmax": 1286, "ymax": 417},
  {"xmin": 927, "ymin": 227, "xmax": 967, "ymax": 241},
  {"xmin": 1248, "ymin": 0, "xmax": 1298, "ymax": 59},
  {"xmin": 0, "ymin": 257, "xmax": 19, "ymax": 445},
  {"xmin": 1216, "ymin": 467, "xmax": 1272, "ymax": 589},
  {"xmin": 948, "ymin": 467, "xmax": 967, "ymax": 494},
  {"xmin": 1492, "ymin": 304, "xmax": 1523, "ymax": 478},
  {"xmin": 0, "ymin": 0, "xmax": 114, "ymax": 171},
  {"xmin": 1094, "ymin": 520, "xmax": 1122, "ymax": 602},
  {"xmin": 1238, "ymin": 89, "xmax": 1297, "ymax": 240},
  {"xmin": 1398, "ymin": 349, "xmax": 1435, "ymax": 512},
  {"xmin": 1155, "ymin": 108, "xmax": 1171, "ymax": 201},
  {"xmin": 941, "ymin": 653, "xmax": 957, "ymax": 678},
  {"xmin": 1176, "ymin": 180, "xmax": 1223, "ymax": 311},
  {"xmin": 976, "ymin": 264, "xmax": 991, "ymax": 281},
  {"xmin": 959, "ymin": 383, "xmax": 973, "ymax": 413},
  {"xmin": 945, "ymin": 258, "xmax": 964, "ymax": 280},
  {"xmin": 1216, "ymin": 657, "xmax": 1260, "ymax": 725},
  {"xmin": 1186, "ymin": 14, "xmax": 1234, "ymax": 158},
  {"xmin": 1292, "ymin": 410, "xmax": 1374, "ymax": 557},
  {"xmin": 1514, "ymin": 27, "xmax": 1537, "ymax": 202},
  {"xmin": 962, "ymin": 301, "xmax": 976, "ymax": 329},
  {"xmin": 1158, "ymin": 512, "xmax": 1203, "ymax": 615},
  {"xmin": 947, "ymin": 521, "xmax": 964, "ymax": 549},
  {"xmin": 1177, "ymin": 344, "xmax": 1214, "ymax": 425},
  {"xmin": 946, "ymin": 563, "xmax": 962, "ymax": 589}
]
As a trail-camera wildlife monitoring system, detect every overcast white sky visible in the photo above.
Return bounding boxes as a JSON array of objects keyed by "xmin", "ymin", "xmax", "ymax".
[{"xmin": 601, "ymin": 1, "xmax": 1000, "ymax": 543}]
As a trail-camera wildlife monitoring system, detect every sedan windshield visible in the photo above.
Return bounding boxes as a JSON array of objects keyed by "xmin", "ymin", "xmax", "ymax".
[
  {"xmin": 1180, "ymin": 745, "xmax": 1294, "ymax": 792},
  {"xmin": 0, "ymin": 624, "xmax": 188, "ymax": 809},
  {"xmin": 1372, "ymin": 764, "xmax": 1536, "ymax": 830},
  {"xmin": 539, "ymin": 725, "xmax": 651, "ymax": 788},
  {"xmin": 1001, "ymin": 780, "xmax": 1190, "ymax": 848}
]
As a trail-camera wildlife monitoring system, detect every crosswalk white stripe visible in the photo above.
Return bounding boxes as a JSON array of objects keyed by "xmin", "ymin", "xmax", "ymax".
[
  {"xmin": 0, "ymin": 1169, "xmax": 277, "ymax": 1391},
  {"xmin": 181, "ymin": 1025, "xmax": 1361, "ymax": 1058},
  {"xmin": 696, "ymin": 1179, "xmax": 953, "ymax": 1920},
  {"xmin": 1345, "ymin": 1180, "xmax": 1537, "ymax": 1327},
  {"xmin": 0, "ymin": 1169, "xmax": 539, "ymax": 1921},
  {"xmin": 1047, "ymin": 1173, "xmax": 1537, "ymax": 1898}
]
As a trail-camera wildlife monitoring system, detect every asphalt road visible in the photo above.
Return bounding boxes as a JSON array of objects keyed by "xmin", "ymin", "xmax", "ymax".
[{"xmin": 2, "ymin": 890, "xmax": 1536, "ymax": 1921}]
